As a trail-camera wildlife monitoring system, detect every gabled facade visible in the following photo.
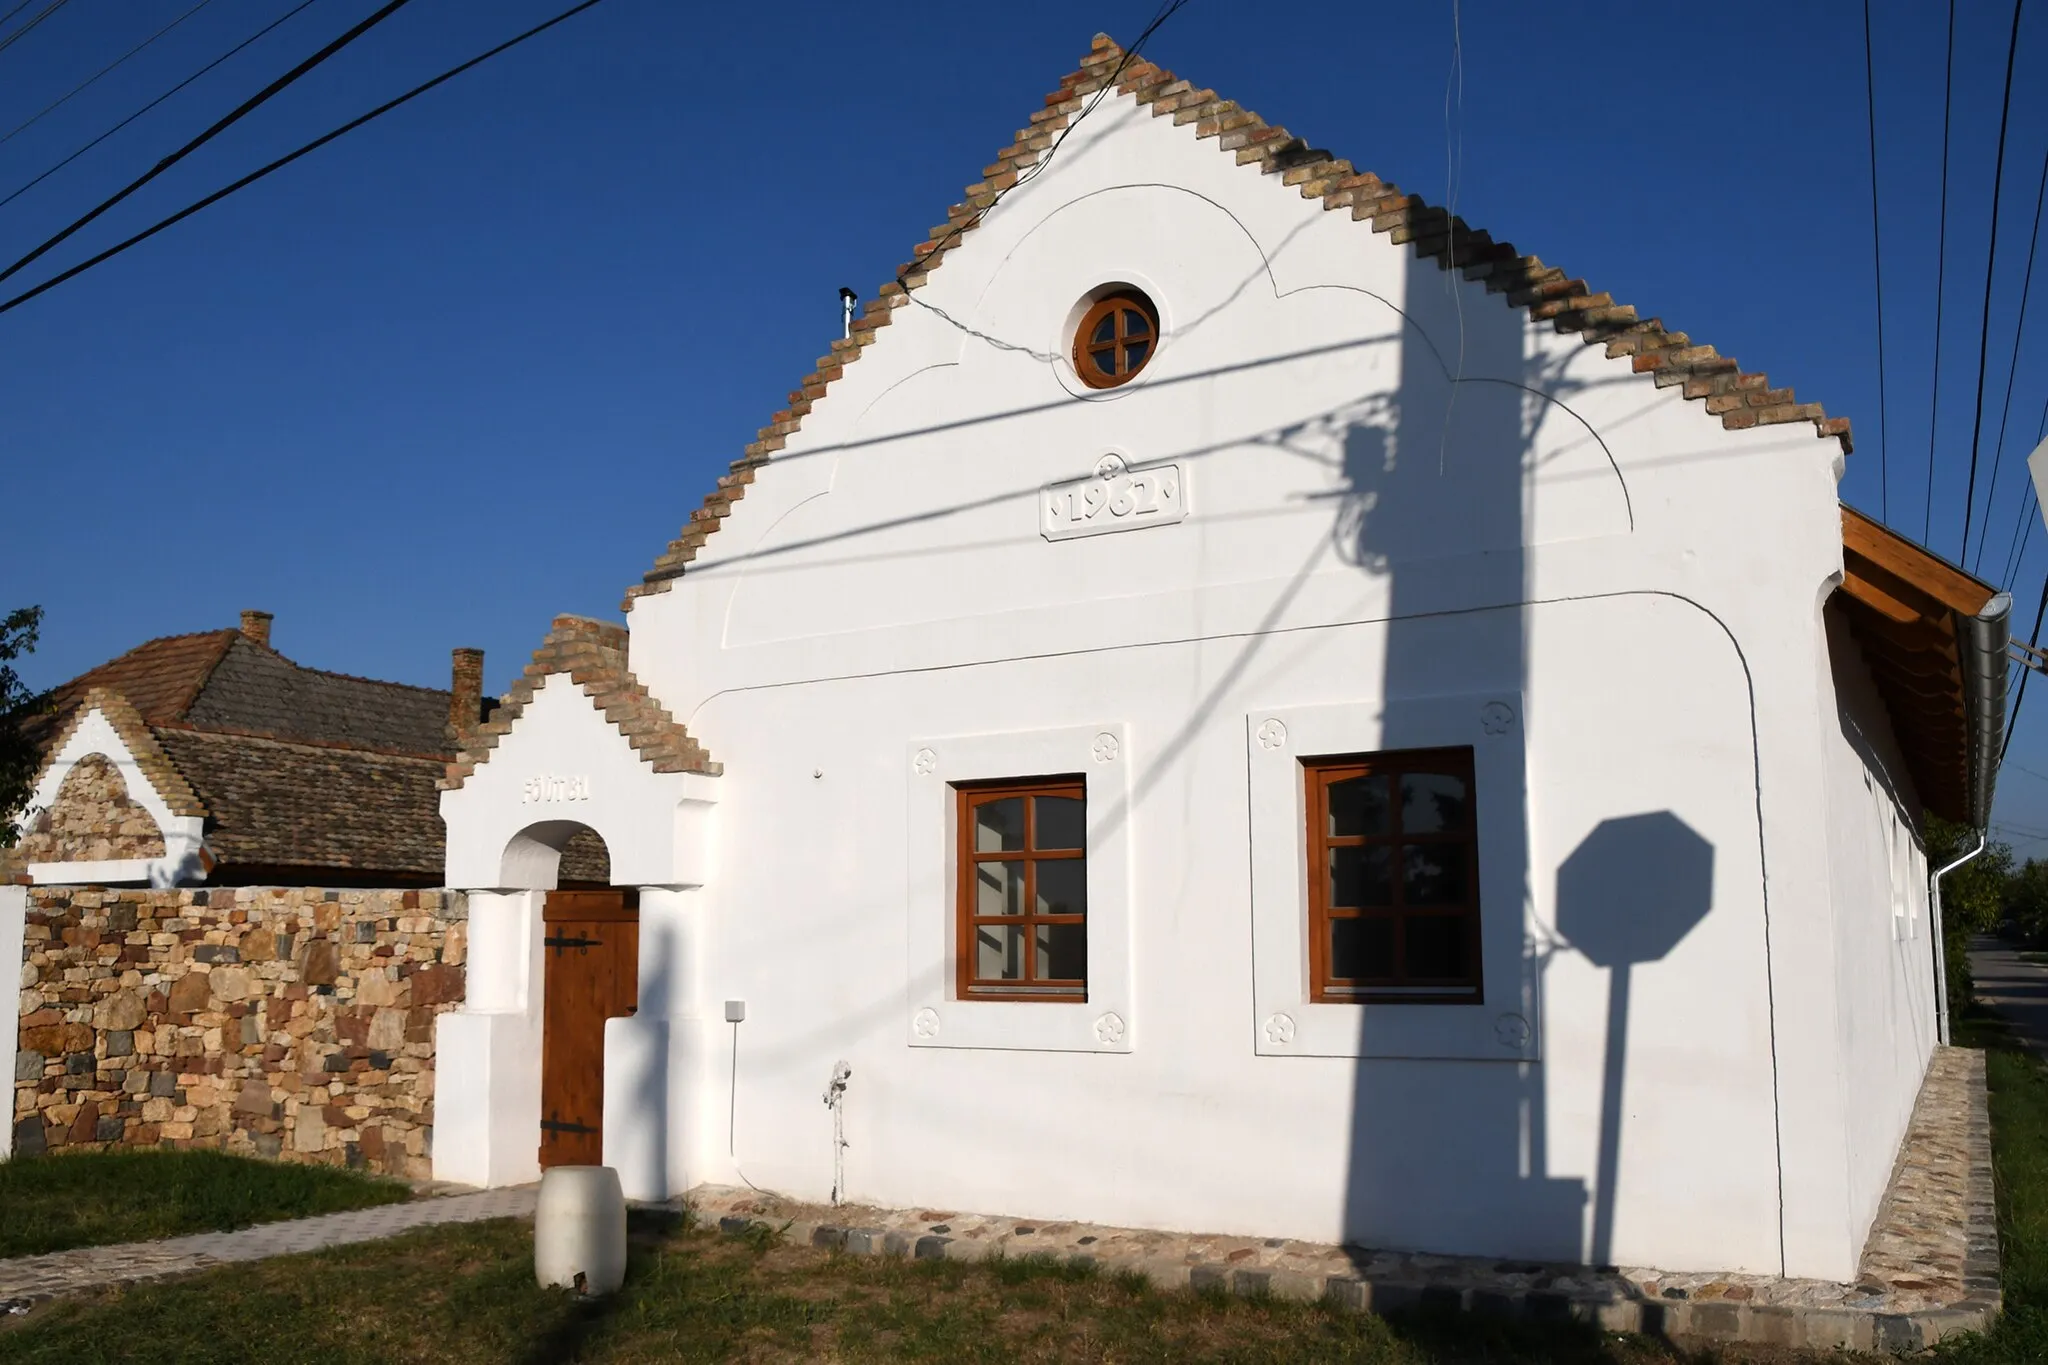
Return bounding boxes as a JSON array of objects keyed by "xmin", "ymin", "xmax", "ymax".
[
  {"xmin": 435, "ymin": 36, "xmax": 2005, "ymax": 1282},
  {"xmin": 9, "ymin": 612, "xmax": 492, "ymax": 887}
]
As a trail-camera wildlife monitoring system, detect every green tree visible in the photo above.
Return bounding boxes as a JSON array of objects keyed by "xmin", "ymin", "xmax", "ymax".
[
  {"xmin": 2006, "ymin": 857, "xmax": 2048, "ymax": 943},
  {"xmin": 0, "ymin": 605, "xmax": 52, "ymax": 849},
  {"xmin": 1926, "ymin": 814, "xmax": 2014, "ymax": 1012}
]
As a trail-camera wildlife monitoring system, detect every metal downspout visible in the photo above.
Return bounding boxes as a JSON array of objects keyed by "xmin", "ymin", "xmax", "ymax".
[
  {"xmin": 1932, "ymin": 590, "xmax": 2011, "ymax": 1045},
  {"xmin": 1930, "ymin": 833, "xmax": 1985, "ymax": 1046}
]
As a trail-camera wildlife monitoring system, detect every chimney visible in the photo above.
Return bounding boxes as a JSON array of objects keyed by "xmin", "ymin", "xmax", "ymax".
[
  {"xmin": 239, "ymin": 610, "xmax": 274, "ymax": 649},
  {"xmin": 450, "ymin": 648, "xmax": 485, "ymax": 747}
]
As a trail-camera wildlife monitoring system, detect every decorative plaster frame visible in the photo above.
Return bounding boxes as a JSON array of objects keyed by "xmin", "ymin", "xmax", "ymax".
[
  {"xmin": 906, "ymin": 723, "xmax": 1133, "ymax": 1053},
  {"xmin": 1246, "ymin": 694, "xmax": 1539, "ymax": 1061}
]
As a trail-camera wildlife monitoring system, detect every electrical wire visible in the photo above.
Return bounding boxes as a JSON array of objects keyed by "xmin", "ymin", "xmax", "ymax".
[
  {"xmin": 1961, "ymin": 0, "xmax": 2028, "ymax": 567},
  {"xmin": 2001, "ymin": 570, "xmax": 2048, "ymax": 764},
  {"xmin": 1863, "ymin": 0, "xmax": 1891, "ymax": 521},
  {"xmin": 0, "ymin": 0, "xmax": 72, "ymax": 59},
  {"xmin": 0, "ymin": 0, "xmax": 321, "ymax": 215},
  {"xmin": 0, "ymin": 0, "xmax": 415, "ymax": 291},
  {"xmin": 0, "ymin": 0, "xmax": 610, "ymax": 318},
  {"xmin": 1972, "ymin": 141, "xmax": 2048, "ymax": 576},
  {"xmin": 0, "ymin": 0, "xmax": 219, "ymax": 149},
  {"xmin": 1926, "ymin": 0, "xmax": 1955, "ymax": 544},
  {"xmin": 1994, "ymin": 397, "xmax": 2048, "ymax": 594},
  {"xmin": 0, "ymin": 1, "xmax": 35, "ymax": 31}
]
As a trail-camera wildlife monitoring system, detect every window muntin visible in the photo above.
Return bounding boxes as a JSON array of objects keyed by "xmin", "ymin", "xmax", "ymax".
[
  {"xmin": 956, "ymin": 778, "xmax": 1087, "ymax": 1001},
  {"xmin": 1073, "ymin": 291, "xmax": 1159, "ymax": 389},
  {"xmin": 1305, "ymin": 747, "xmax": 1481, "ymax": 1003}
]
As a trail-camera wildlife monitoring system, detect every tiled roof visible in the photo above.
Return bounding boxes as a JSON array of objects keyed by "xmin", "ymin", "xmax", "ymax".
[
  {"xmin": 442, "ymin": 615, "xmax": 717, "ymax": 790},
  {"xmin": 25, "ymin": 621, "xmax": 465, "ymax": 882},
  {"xmin": 154, "ymin": 728, "xmax": 445, "ymax": 878},
  {"xmin": 42, "ymin": 629, "xmax": 237, "ymax": 730},
  {"xmin": 182, "ymin": 637, "xmax": 451, "ymax": 756},
  {"xmin": 627, "ymin": 33, "xmax": 1852, "ymax": 605}
]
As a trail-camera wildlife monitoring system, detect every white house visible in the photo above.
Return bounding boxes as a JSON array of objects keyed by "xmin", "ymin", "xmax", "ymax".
[{"xmin": 432, "ymin": 35, "xmax": 2008, "ymax": 1282}]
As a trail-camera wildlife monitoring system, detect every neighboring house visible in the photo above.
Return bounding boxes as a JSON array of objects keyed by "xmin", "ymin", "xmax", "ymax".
[
  {"xmin": 431, "ymin": 35, "xmax": 2004, "ymax": 1284},
  {"xmin": 7, "ymin": 611, "xmax": 516, "ymax": 887}
]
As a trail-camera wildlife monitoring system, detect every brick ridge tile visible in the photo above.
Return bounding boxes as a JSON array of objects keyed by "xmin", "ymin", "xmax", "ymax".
[{"xmin": 622, "ymin": 31, "xmax": 1856, "ymax": 610}]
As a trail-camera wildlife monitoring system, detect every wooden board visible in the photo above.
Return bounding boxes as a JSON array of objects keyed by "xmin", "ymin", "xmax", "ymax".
[{"xmin": 539, "ymin": 888, "xmax": 639, "ymax": 1169}]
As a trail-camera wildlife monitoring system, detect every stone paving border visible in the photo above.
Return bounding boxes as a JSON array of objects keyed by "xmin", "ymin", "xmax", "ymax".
[
  {"xmin": 0, "ymin": 1185, "xmax": 536, "ymax": 1312},
  {"xmin": 689, "ymin": 1048, "xmax": 2003, "ymax": 1355}
]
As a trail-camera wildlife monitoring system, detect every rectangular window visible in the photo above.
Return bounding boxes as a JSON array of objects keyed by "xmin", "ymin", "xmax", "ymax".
[
  {"xmin": 956, "ymin": 777, "xmax": 1087, "ymax": 1001},
  {"xmin": 1305, "ymin": 747, "xmax": 1481, "ymax": 1004}
]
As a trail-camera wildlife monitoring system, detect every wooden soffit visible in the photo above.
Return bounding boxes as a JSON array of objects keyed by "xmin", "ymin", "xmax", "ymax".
[{"xmin": 1837, "ymin": 505, "xmax": 1997, "ymax": 825}]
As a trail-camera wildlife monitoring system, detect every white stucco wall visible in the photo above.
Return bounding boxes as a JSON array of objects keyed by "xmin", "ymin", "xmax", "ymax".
[
  {"xmin": 446, "ymin": 82, "xmax": 1914, "ymax": 1278},
  {"xmin": 0, "ymin": 883, "xmax": 22, "ymax": 1159},
  {"xmin": 1816, "ymin": 603, "xmax": 1940, "ymax": 1258}
]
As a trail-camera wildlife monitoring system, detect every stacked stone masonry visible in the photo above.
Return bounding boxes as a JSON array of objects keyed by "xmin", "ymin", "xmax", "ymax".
[
  {"xmin": 17, "ymin": 755, "xmax": 165, "ymax": 864},
  {"xmin": 12, "ymin": 886, "xmax": 465, "ymax": 1179},
  {"xmin": 625, "ymin": 33, "xmax": 1851, "ymax": 606}
]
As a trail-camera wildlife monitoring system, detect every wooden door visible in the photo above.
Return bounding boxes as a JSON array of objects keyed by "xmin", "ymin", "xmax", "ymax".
[{"xmin": 539, "ymin": 888, "xmax": 639, "ymax": 1168}]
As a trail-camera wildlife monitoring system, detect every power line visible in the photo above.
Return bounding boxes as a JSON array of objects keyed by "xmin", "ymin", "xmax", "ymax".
[
  {"xmin": 0, "ymin": 1, "xmax": 36, "ymax": 32},
  {"xmin": 1926, "ymin": 0, "xmax": 1956, "ymax": 546},
  {"xmin": 2000, "ymin": 488, "xmax": 2035, "ymax": 588},
  {"xmin": 0, "ymin": 0, "xmax": 321, "ymax": 216},
  {"xmin": 1972, "ymin": 140, "xmax": 2048, "ymax": 576},
  {"xmin": 1863, "ymin": 0, "xmax": 1891, "ymax": 521},
  {"xmin": 0, "ymin": 0, "xmax": 612, "ymax": 320},
  {"xmin": 0, "ymin": 0, "xmax": 415, "ymax": 291},
  {"xmin": 2001, "ymin": 569, "xmax": 2048, "ymax": 765},
  {"xmin": 1961, "ymin": 0, "xmax": 2028, "ymax": 567},
  {"xmin": 1994, "ymin": 398, "xmax": 2048, "ymax": 592},
  {"xmin": 0, "ymin": 0, "xmax": 219, "ymax": 149},
  {"xmin": 0, "ymin": 0, "xmax": 73, "ymax": 59}
]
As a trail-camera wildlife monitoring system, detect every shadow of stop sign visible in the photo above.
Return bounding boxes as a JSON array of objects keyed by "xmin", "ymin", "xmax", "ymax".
[{"xmin": 1555, "ymin": 812, "xmax": 1715, "ymax": 1265}]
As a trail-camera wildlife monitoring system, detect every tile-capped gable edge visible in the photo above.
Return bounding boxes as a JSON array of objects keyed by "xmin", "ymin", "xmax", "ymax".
[
  {"xmin": 30, "ymin": 686, "xmax": 208, "ymax": 819},
  {"xmin": 440, "ymin": 615, "xmax": 719, "ymax": 790}
]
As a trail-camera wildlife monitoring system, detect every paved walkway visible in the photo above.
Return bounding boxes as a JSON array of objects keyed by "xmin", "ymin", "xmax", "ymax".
[
  {"xmin": 1971, "ymin": 936, "xmax": 2048, "ymax": 1056},
  {"xmin": 0, "ymin": 1185, "xmax": 536, "ymax": 1311},
  {"xmin": 689, "ymin": 1047, "xmax": 1999, "ymax": 1352}
]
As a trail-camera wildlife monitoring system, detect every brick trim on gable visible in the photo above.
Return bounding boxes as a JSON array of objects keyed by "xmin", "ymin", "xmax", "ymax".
[
  {"xmin": 32, "ymin": 687, "xmax": 209, "ymax": 819},
  {"xmin": 440, "ymin": 615, "xmax": 718, "ymax": 790},
  {"xmin": 625, "ymin": 33, "xmax": 1854, "ymax": 608}
]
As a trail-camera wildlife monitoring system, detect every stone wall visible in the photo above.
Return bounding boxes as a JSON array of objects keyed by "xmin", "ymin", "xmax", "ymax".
[
  {"xmin": 12, "ymin": 886, "xmax": 465, "ymax": 1178},
  {"xmin": 18, "ymin": 755, "xmax": 166, "ymax": 864}
]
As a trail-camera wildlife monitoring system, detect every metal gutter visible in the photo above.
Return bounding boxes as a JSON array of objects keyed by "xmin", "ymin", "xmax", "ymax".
[{"xmin": 1958, "ymin": 591, "xmax": 2012, "ymax": 829}]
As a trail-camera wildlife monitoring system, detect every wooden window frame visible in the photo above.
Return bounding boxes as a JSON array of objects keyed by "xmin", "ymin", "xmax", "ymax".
[
  {"xmin": 1073, "ymin": 291, "xmax": 1159, "ymax": 390},
  {"xmin": 954, "ymin": 776, "xmax": 1088, "ymax": 1003},
  {"xmin": 1304, "ymin": 746, "xmax": 1482, "ymax": 1005}
]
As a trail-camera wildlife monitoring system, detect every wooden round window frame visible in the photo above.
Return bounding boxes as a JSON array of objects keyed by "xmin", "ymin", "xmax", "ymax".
[{"xmin": 1072, "ymin": 291, "xmax": 1159, "ymax": 390}]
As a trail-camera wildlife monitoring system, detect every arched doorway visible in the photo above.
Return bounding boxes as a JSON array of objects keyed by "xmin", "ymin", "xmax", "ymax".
[{"xmin": 505, "ymin": 821, "xmax": 639, "ymax": 1168}]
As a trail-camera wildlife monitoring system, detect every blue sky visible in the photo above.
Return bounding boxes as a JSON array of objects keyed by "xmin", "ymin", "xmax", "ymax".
[{"xmin": 9, "ymin": 0, "xmax": 2048, "ymax": 854}]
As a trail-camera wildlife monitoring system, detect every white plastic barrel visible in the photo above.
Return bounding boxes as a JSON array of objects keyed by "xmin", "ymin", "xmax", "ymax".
[{"xmin": 534, "ymin": 1165, "xmax": 627, "ymax": 1295}]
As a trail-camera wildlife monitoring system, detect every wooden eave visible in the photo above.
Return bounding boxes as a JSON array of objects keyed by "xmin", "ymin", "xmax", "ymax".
[{"xmin": 1836, "ymin": 505, "xmax": 1997, "ymax": 825}]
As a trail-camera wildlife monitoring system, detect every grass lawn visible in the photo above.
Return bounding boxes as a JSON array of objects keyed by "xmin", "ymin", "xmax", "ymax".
[
  {"xmin": 6, "ymin": 1015, "xmax": 2048, "ymax": 1362},
  {"xmin": 0, "ymin": 1149, "xmax": 411, "ymax": 1259},
  {"xmin": 1928, "ymin": 1009, "xmax": 2048, "ymax": 1362},
  {"xmin": 0, "ymin": 1211, "xmax": 1770, "ymax": 1365}
]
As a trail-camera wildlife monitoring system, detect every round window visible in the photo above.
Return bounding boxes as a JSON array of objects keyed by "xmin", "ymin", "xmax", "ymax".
[{"xmin": 1073, "ymin": 290, "xmax": 1159, "ymax": 390}]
